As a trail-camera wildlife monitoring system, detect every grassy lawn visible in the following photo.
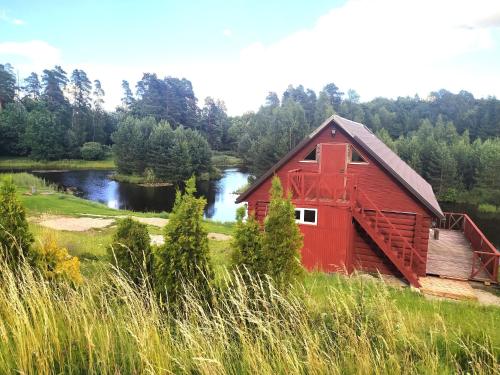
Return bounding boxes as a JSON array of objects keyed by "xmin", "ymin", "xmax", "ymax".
[
  {"xmin": 2, "ymin": 171, "xmax": 499, "ymax": 373},
  {"xmin": 29, "ymin": 210, "xmax": 500, "ymax": 350},
  {"xmin": 302, "ymin": 272, "xmax": 500, "ymax": 347},
  {"xmin": 33, "ymin": 216, "xmax": 499, "ymax": 349},
  {"xmin": 0, "ymin": 156, "xmax": 116, "ymax": 170}
]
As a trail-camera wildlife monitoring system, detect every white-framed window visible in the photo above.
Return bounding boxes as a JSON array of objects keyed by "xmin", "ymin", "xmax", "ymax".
[{"xmin": 294, "ymin": 208, "xmax": 318, "ymax": 225}]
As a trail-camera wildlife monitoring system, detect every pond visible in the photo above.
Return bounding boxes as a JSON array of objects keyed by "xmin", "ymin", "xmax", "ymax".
[{"xmin": 32, "ymin": 168, "xmax": 249, "ymax": 222}]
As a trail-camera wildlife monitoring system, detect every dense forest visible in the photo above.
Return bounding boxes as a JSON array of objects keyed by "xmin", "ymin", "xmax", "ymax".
[
  {"xmin": 1, "ymin": 62, "xmax": 499, "ymax": 204},
  {"xmin": 228, "ymin": 85, "xmax": 500, "ymax": 206}
]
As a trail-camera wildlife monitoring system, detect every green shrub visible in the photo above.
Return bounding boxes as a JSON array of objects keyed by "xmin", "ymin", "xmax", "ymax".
[
  {"xmin": 155, "ymin": 176, "xmax": 214, "ymax": 307},
  {"xmin": 231, "ymin": 206, "xmax": 264, "ymax": 279},
  {"xmin": 0, "ymin": 177, "xmax": 34, "ymax": 267},
  {"xmin": 478, "ymin": 203, "xmax": 497, "ymax": 213},
  {"xmin": 80, "ymin": 142, "xmax": 105, "ymax": 160},
  {"xmin": 108, "ymin": 217, "xmax": 153, "ymax": 285},
  {"xmin": 261, "ymin": 176, "xmax": 304, "ymax": 290}
]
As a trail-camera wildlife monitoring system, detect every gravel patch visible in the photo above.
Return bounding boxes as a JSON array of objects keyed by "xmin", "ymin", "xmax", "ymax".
[{"xmin": 39, "ymin": 217, "xmax": 115, "ymax": 232}]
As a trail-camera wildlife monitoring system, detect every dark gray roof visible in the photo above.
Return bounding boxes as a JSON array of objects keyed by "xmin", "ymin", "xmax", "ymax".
[{"xmin": 236, "ymin": 114, "xmax": 444, "ymax": 219}]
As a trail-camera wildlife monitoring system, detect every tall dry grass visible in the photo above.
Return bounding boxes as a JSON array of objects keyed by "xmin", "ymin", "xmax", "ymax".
[{"xmin": 0, "ymin": 263, "xmax": 497, "ymax": 374}]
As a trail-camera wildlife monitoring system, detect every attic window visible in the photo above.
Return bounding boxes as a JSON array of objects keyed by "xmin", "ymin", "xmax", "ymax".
[
  {"xmin": 349, "ymin": 146, "xmax": 367, "ymax": 163},
  {"xmin": 302, "ymin": 147, "xmax": 317, "ymax": 162}
]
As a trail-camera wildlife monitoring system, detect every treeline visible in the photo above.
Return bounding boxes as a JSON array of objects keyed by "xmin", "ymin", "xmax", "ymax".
[
  {"xmin": 112, "ymin": 116, "xmax": 211, "ymax": 182},
  {"xmin": 378, "ymin": 120, "xmax": 500, "ymax": 205},
  {"xmin": 1, "ymin": 62, "xmax": 230, "ymax": 182},
  {"xmin": 227, "ymin": 84, "xmax": 500, "ymax": 205},
  {"xmin": 120, "ymin": 74, "xmax": 230, "ymax": 150},
  {"xmin": 0, "ymin": 63, "xmax": 116, "ymax": 160},
  {"xmin": 2, "ymin": 61, "xmax": 500, "ymax": 201}
]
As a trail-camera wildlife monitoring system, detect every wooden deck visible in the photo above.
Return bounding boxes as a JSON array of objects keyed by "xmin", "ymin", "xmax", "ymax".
[{"xmin": 426, "ymin": 229, "xmax": 490, "ymax": 281}]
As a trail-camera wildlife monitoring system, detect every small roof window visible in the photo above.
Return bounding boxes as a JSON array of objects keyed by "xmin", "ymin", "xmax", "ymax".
[
  {"xmin": 349, "ymin": 146, "xmax": 367, "ymax": 163},
  {"xmin": 302, "ymin": 147, "xmax": 317, "ymax": 161}
]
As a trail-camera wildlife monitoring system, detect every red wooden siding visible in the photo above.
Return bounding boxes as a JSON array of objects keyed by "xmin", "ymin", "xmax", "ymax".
[
  {"xmin": 300, "ymin": 205, "xmax": 351, "ymax": 272},
  {"xmin": 245, "ymin": 123, "xmax": 435, "ymax": 282}
]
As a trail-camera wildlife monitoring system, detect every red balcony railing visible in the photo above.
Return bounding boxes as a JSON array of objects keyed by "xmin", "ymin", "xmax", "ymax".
[{"xmin": 286, "ymin": 169, "xmax": 357, "ymax": 203}]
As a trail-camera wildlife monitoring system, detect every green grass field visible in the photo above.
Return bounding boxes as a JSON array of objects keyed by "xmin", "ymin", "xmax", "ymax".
[
  {"xmin": 1, "ymin": 172, "xmax": 499, "ymax": 373},
  {"xmin": 0, "ymin": 156, "xmax": 116, "ymax": 170}
]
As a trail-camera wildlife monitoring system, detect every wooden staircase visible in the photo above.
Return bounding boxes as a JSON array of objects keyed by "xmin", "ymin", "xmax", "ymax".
[{"xmin": 352, "ymin": 190, "xmax": 423, "ymax": 287}]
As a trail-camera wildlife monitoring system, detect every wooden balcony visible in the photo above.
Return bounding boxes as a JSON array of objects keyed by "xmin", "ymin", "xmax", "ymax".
[
  {"xmin": 427, "ymin": 213, "xmax": 499, "ymax": 283},
  {"xmin": 286, "ymin": 169, "xmax": 357, "ymax": 204}
]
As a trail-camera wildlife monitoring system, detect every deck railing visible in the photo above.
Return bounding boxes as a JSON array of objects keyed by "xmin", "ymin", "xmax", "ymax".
[
  {"xmin": 439, "ymin": 212, "xmax": 499, "ymax": 282},
  {"xmin": 286, "ymin": 170, "xmax": 357, "ymax": 203}
]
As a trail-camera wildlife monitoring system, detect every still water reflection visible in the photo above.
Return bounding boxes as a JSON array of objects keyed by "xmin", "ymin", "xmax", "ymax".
[{"xmin": 33, "ymin": 168, "xmax": 249, "ymax": 222}]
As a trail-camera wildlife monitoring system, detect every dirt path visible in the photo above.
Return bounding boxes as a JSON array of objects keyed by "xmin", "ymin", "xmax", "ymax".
[
  {"xmin": 38, "ymin": 216, "xmax": 115, "ymax": 232},
  {"xmin": 33, "ymin": 215, "xmax": 233, "ymax": 243},
  {"xmin": 117, "ymin": 216, "xmax": 168, "ymax": 227},
  {"xmin": 150, "ymin": 233, "xmax": 232, "ymax": 246},
  {"xmin": 473, "ymin": 288, "xmax": 500, "ymax": 306},
  {"xmin": 34, "ymin": 214, "xmax": 168, "ymax": 232}
]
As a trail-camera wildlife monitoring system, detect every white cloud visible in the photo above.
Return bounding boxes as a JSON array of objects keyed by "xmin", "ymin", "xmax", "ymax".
[
  {"xmin": 0, "ymin": 40, "xmax": 62, "ymax": 72},
  {"xmin": 3, "ymin": 0, "xmax": 500, "ymax": 115},
  {"xmin": 0, "ymin": 10, "xmax": 25, "ymax": 25},
  {"xmin": 223, "ymin": 28, "xmax": 232, "ymax": 37},
  {"xmin": 208, "ymin": 0, "xmax": 500, "ymax": 114},
  {"xmin": 89, "ymin": 0, "xmax": 497, "ymax": 115}
]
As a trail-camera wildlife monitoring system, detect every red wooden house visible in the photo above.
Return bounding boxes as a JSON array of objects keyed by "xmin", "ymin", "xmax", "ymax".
[{"xmin": 236, "ymin": 115, "xmax": 500, "ymax": 287}]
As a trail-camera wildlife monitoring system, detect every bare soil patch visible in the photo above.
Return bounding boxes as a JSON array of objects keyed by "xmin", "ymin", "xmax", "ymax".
[
  {"xmin": 473, "ymin": 288, "xmax": 500, "ymax": 307},
  {"xmin": 149, "ymin": 233, "xmax": 232, "ymax": 246},
  {"xmin": 38, "ymin": 216, "xmax": 115, "ymax": 232},
  {"xmin": 124, "ymin": 217, "xmax": 168, "ymax": 228},
  {"xmin": 208, "ymin": 233, "xmax": 233, "ymax": 241}
]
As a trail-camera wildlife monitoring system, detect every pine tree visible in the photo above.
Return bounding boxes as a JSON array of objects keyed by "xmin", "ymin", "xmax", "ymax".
[
  {"xmin": 42, "ymin": 65, "xmax": 69, "ymax": 108},
  {"xmin": 0, "ymin": 64, "xmax": 16, "ymax": 112},
  {"xmin": 155, "ymin": 176, "xmax": 214, "ymax": 306},
  {"xmin": 231, "ymin": 206, "xmax": 263, "ymax": 279},
  {"xmin": 0, "ymin": 103, "xmax": 28, "ymax": 156},
  {"xmin": 91, "ymin": 79, "xmax": 106, "ymax": 142},
  {"xmin": 200, "ymin": 97, "xmax": 229, "ymax": 150},
  {"xmin": 23, "ymin": 72, "xmax": 42, "ymax": 99},
  {"xmin": 121, "ymin": 80, "xmax": 135, "ymax": 109},
  {"xmin": 108, "ymin": 217, "xmax": 152, "ymax": 286},
  {"xmin": 147, "ymin": 121, "xmax": 175, "ymax": 180},
  {"xmin": 261, "ymin": 176, "xmax": 303, "ymax": 289},
  {"xmin": 25, "ymin": 107, "xmax": 66, "ymax": 160},
  {"xmin": 0, "ymin": 177, "xmax": 34, "ymax": 267}
]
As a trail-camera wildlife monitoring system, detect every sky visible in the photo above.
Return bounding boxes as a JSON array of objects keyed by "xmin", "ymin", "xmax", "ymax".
[{"xmin": 1, "ymin": 0, "xmax": 500, "ymax": 115}]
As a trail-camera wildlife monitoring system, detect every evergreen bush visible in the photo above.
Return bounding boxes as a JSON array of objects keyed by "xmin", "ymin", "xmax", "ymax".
[
  {"xmin": 0, "ymin": 177, "xmax": 34, "ymax": 267},
  {"xmin": 155, "ymin": 176, "xmax": 214, "ymax": 307},
  {"xmin": 231, "ymin": 206, "xmax": 264, "ymax": 279},
  {"xmin": 108, "ymin": 217, "xmax": 153, "ymax": 285},
  {"xmin": 261, "ymin": 176, "xmax": 304, "ymax": 289}
]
